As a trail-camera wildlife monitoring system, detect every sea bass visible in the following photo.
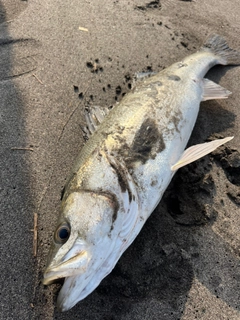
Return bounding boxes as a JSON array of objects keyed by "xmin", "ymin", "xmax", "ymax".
[{"xmin": 43, "ymin": 35, "xmax": 240, "ymax": 311}]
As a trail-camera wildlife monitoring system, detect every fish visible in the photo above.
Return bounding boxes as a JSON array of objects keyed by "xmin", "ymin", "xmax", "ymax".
[{"xmin": 43, "ymin": 34, "xmax": 240, "ymax": 311}]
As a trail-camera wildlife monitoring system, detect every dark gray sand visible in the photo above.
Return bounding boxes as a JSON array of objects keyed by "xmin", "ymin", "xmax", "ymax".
[{"xmin": 0, "ymin": 0, "xmax": 239, "ymax": 319}]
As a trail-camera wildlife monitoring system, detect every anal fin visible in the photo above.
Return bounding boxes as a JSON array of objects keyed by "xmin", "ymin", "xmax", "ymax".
[
  {"xmin": 202, "ymin": 78, "xmax": 231, "ymax": 101},
  {"xmin": 171, "ymin": 136, "xmax": 233, "ymax": 171}
]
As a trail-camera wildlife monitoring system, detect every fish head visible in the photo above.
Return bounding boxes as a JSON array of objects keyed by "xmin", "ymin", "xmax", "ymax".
[{"xmin": 43, "ymin": 190, "xmax": 120, "ymax": 310}]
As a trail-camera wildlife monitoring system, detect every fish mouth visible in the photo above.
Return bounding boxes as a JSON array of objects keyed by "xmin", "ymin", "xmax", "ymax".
[
  {"xmin": 57, "ymin": 274, "xmax": 93, "ymax": 311},
  {"xmin": 43, "ymin": 252, "xmax": 111, "ymax": 312},
  {"xmin": 56, "ymin": 243, "xmax": 125, "ymax": 311},
  {"xmin": 56, "ymin": 262, "xmax": 110, "ymax": 312},
  {"xmin": 43, "ymin": 250, "xmax": 90, "ymax": 286}
]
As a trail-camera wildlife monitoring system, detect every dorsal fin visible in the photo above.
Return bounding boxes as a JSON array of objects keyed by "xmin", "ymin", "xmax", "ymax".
[
  {"xmin": 84, "ymin": 106, "xmax": 108, "ymax": 137},
  {"xmin": 132, "ymin": 71, "xmax": 157, "ymax": 88}
]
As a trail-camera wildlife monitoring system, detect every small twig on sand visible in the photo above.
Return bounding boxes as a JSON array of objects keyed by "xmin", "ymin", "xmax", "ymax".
[
  {"xmin": 33, "ymin": 213, "xmax": 38, "ymax": 257},
  {"xmin": 11, "ymin": 147, "xmax": 34, "ymax": 151},
  {"xmin": 58, "ymin": 83, "xmax": 91, "ymax": 141},
  {"xmin": 32, "ymin": 73, "xmax": 43, "ymax": 85}
]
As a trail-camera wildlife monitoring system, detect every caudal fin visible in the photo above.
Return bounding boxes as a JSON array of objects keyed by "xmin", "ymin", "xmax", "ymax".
[{"xmin": 201, "ymin": 34, "xmax": 240, "ymax": 65}]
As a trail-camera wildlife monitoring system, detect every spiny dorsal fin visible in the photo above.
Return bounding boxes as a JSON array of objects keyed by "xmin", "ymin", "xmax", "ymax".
[
  {"xmin": 132, "ymin": 71, "xmax": 157, "ymax": 88},
  {"xmin": 84, "ymin": 106, "xmax": 108, "ymax": 136},
  {"xmin": 202, "ymin": 78, "xmax": 231, "ymax": 101}
]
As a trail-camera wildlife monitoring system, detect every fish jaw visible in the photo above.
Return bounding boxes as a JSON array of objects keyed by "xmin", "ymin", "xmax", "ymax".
[
  {"xmin": 56, "ymin": 248, "xmax": 116, "ymax": 311},
  {"xmin": 57, "ymin": 276, "xmax": 83, "ymax": 312},
  {"xmin": 57, "ymin": 271, "xmax": 105, "ymax": 312},
  {"xmin": 48, "ymin": 231, "xmax": 124, "ymax": 311},
  {"xmin": 43, "ymin": 239, "xmax": 92, "ymax": 285},
  {"xmin": 43, "ymin": 230, "xmax": 118, "ymax": 310}
]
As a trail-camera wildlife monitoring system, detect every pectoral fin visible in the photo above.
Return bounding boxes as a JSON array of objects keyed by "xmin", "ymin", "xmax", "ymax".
[
  {"xmin": 202, "ymin": 78, "xmax": 231, "ymax": 101},
  {"xmin": 171, "ymin": 136, "xmax": 233, "ymax": 171}
]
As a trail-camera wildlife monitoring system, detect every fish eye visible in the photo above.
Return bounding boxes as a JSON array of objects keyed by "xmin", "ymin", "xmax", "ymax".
[{"xmin": 54, "ymin": 222, "xmax": 71, "ymax": 244}]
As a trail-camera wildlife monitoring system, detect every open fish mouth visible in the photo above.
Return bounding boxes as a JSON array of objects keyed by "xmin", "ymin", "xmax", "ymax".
[
  {"xmin": 55, "ymin": 252, "xmax": 117, "ymax": 311},
  {"xmin": 56, "ymin": 238, "xmax": 130, "ymax": 312},
  {"xmin": 43, "ymin": 250, "xmax": 100, "ymax": 311},
  {"xmin": 43, "ymin": 239, "xmax": 92, "ymax": 285},
  {"xmin": 43, "ymin": 251, "xmax": 89, "ymax": 285}
]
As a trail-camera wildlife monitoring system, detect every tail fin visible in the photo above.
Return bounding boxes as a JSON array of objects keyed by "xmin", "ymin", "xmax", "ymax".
[{"xmin": 201, "ymin": 34, "xmax": 240, "ymax": 65}]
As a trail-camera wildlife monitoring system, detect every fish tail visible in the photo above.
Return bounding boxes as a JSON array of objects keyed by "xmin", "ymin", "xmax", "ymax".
[{"xmin": 201, "ymin": 34, "xmax": 240, "ymax": 65}]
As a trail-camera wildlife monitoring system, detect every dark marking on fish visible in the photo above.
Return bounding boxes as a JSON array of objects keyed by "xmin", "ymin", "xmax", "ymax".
[
  {"xmin": 132, "ymin": 118, "xmax": 158, "ymax": 153},
  {"xmin": 151, "ymin": 179, "xmax": 158, "ymax": 187},
  {"xmin": 168, "ymin": 75, "xmax": 181, "ymax": 81},
  {"xmin": 132, "ymin": 118, "xmax": 158, "ymax": 155},
  {"xmin": 125, "ymin": 118, "xmax": 165, "ymax": 167},
  {"xmin": 172, "ymin": 115, "xmax": 180, "ymax": 132},
  {"xmin": 109, "ymin": 193, "xmax": 120, "ymax": 224},
  {"xmin": 171, "ymin": 109, "xmax": 183, "ymax": 132},
  {"xmin": 109, "ymin": 192, "xmax": 119, "ymax": 231},
  {"xmin": 107, "ymin": 157, "xmax": 133, "ymax": 203}
]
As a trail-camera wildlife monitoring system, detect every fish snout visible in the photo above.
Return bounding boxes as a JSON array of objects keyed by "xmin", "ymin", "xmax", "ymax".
[{"xmin": 43, "ymin": 240, "xmax": 92, "ymax": 285}]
